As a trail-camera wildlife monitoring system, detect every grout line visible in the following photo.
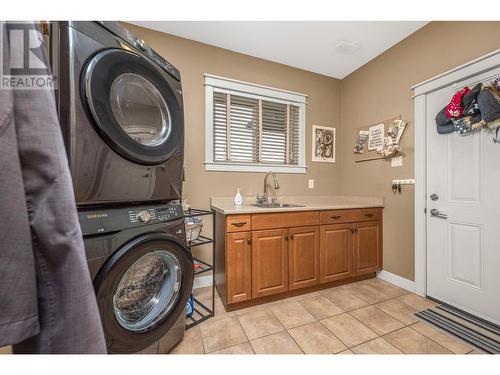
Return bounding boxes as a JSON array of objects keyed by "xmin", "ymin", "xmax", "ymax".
[
  {"xmin": 317, "ymin": 317, "xmax": 351, "ymax": 351},
  {"xmin": 409, "ymin": 320, "xmax": 478, "ymax": 354},
  {"xmin": 283, "ymin": 330, "xmax": 305, "ymax": 354}
]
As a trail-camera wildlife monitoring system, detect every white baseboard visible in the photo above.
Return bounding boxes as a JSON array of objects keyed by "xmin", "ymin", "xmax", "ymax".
[
  {"xmin": 193, "ymin": 271, "xmax": 415, "ymax": 293},
  {"xmin": 377, "ymin": 270, "xmax": 415, "ymax": 293},
  {"xmin": 193, "ymin": 275, "xmax": 213, "ymax": 289}
]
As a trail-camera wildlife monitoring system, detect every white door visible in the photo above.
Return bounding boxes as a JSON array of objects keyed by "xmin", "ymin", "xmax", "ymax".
[{"xmin": 426, "ymin": 68, "xmax": 500, "ymax": 325}]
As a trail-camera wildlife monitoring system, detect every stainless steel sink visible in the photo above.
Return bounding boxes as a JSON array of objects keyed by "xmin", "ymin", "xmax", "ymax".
[{"xmin": 250, "ymin": 203, "xmax": 305, "ymax": 208}]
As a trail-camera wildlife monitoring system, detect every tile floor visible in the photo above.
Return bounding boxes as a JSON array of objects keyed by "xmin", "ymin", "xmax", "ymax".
[{"xmin": 172, "ymin": 277, "xmax": 482, "ymax": 355}]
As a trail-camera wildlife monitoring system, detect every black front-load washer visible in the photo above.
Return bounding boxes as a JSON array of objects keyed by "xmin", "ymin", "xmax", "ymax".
[
  {"xmin": 52, "ymin": 21, "xmax": 185, "ymax": 206},
  {"xmin": 79, "ymin": 203, "xmax": 193, "ymax": 354}
]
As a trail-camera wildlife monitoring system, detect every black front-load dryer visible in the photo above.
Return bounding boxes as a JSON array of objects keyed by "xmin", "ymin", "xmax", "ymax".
[
  {"xmin": 52, "ymin": 21, "xmax": 185, "ymax": 206},
  {"xmin": 79, "ymin": 203, "xmax": 193, "ymax": 354}
]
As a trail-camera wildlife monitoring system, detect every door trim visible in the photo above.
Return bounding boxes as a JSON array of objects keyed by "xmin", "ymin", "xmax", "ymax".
[{"xmin": 412, "ymin": 48, "xmax": 500, "ymax": 297}]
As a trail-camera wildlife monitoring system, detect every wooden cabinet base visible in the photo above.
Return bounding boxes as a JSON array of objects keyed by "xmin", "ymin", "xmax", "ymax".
[{"xmin": 220, "ymin": 272, "xmax": 376, "ymax": 312}]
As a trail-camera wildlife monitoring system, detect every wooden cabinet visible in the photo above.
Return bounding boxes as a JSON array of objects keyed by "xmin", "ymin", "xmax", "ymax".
[
  {"xmin": 216, "ymin": 208, "xmax": 383, "ymax": 309},
  {"xmin": 320, "ymin": 223, "xmax": 353, "ymax": 283},
  {"xmin": 251, "ymin": 229, "xmax": 289, "ymax": 298},
  {"xmin": 226, "ymin": 232, "xmax": 252, "ymax": 304},
  {"xmin": 289, "ymin": 226, "xmax": 320, "ymax": 290},
  {"xmin": 353, "ymin": 221, "xmax": 382, "ymax": 276}
]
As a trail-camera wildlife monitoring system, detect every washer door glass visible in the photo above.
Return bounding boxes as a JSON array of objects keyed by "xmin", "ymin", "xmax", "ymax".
[
  {"xmin": 113, "ymin": 250, "xmax": 181, "ymax": 332},
  {"xmin": 110, "ymin": 73, "xmax": 171, "ymax": 147}
]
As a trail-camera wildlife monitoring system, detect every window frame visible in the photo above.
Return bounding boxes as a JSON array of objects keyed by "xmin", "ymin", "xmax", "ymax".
[{"xmin": 204, "ymin": 74, "xmax": 307, "ymax": 173}]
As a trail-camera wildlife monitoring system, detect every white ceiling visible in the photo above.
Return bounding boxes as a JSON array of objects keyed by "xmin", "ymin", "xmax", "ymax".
[{"xmin": 131, "ymin": 21, "xmax": 428, "ymax": 79}]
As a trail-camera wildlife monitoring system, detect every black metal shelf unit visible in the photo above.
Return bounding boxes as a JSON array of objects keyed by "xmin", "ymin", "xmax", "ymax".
[{"xmin": 185, "ymin": 208, "xmax": 215, "ymax": 329}]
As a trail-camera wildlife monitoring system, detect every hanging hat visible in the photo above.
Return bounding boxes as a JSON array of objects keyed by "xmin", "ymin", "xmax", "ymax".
[
  {"xmin": 462, "ymin": 83, "xmax": 482, "ymax": 116},
  {"xmin": 446, "ymin": 87, "xmax": 471, "ymax": 118},
  {"xmin": 478, "ymin": 84, "xmax": 500, "ymax": 124},
  {"xmin": 435, "ymin": 107, "xmax": 455, "ymax": 134},
  {"xmin": 452, "ymin": 117, "xmax": 473, "ymax": 136}
]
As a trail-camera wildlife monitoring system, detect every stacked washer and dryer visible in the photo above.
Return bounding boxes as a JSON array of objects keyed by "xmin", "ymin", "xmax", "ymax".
[{"xmin": 51, "ymin": 22, "xmax": 193, "ymax": 354}]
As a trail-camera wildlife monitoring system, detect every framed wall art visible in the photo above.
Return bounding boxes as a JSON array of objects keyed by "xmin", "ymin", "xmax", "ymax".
[{"xmin": 312, "ymin": 125, "xmax": 336, "ymax": 163}]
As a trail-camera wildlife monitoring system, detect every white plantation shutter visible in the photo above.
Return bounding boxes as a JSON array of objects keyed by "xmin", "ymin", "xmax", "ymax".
[
  {"xmin": 212, "ymin": 92, "xmax": 300, "ymax": 165},
  {"xmin": 205, "ymin": 75, "xmax": 306, "ymax": 173}
]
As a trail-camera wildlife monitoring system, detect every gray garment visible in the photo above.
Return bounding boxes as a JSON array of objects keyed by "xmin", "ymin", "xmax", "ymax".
[{"xmin": 0, "ymin": 22, "xmax": 106, "ymax": 353}]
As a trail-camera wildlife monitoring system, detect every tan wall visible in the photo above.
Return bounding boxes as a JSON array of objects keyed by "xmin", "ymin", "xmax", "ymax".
[
  {"xmin": 126, "ymin": 23, "xmax": 342, "ymax": 211},
  {"xmin": 127, "ymin": 22, "xmax": 500, "ymax": 281},
  {"xmin": 339, "ymin": 21, "xmax": 500, "ymax": 280}
]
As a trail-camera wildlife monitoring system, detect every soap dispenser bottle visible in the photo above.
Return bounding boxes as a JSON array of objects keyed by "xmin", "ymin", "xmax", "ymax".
[{"xmin": 234, "ymin": 188, "xmax": 243, "ymax": 206}]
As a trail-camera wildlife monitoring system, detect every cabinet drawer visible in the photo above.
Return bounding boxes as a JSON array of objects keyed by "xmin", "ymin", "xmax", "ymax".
[
  {"xmin": 226, "ymin": 215, "xmax": 251, "ymax": 232},
  {"xmin": 252, "ymin": 211, "xmax": 319, "ymax": 230},
  {"xmin": 320, "ymin": 208, "xmax": 382, "ymax": 225}
]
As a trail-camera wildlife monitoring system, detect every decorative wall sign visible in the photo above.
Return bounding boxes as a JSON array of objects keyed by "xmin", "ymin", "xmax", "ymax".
[
  {"xmin": 354, "ymin": 116, "xmax": 403, "ymax": 162},
  {"xmin": 312, "ymin": 125, "xmax": 336, "ymax": 163},
  {"xmin": 367, "ymin": 123, "xmax": 384, "ymax": 150}
]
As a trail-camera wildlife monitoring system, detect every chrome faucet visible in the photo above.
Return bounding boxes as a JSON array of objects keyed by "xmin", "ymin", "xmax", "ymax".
[{"xmin": 257, "ymin": 172, "xmax": 280, "ymax": 204}]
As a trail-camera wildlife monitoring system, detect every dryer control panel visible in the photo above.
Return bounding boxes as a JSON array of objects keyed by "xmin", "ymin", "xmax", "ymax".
[
  {"xmin": 79, "ymin": 203, "xmax": 184, "ymax": 236},
  {"xmin": 97, "ymin": 21, "xmax": 181, "ymax": 81}
]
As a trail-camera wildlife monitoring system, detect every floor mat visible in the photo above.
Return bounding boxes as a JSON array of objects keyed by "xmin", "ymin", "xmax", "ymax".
[{"xmin": 415, "ymin": 303, "xmax": 500, "ymax": 354}]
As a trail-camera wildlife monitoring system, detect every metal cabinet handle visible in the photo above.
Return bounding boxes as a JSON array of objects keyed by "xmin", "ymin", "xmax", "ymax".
[
  {"xmin": 231, "ymin": 222, "xmax": 247, "ymax": 227},
  {"xmin": 430, "ymin": 208, "xmax": 448, "ymax": 219},
  {"xmin": 247, "ymin": 237, "xmax": 252, "ymax": 245},
  {"xmin": 290, "ymin": 234, "xmax": 294, "ymax": 240},
  {"xmin": 284, "ymin": 234, "xmax": 289, "ymax": 241},
  {"xmin": 365, "ymin": 213, "xmax": 374, "ymax": 218},
  {"xmin": 331, "ymin": 215, "xmax": 342, "ymax": 220}
]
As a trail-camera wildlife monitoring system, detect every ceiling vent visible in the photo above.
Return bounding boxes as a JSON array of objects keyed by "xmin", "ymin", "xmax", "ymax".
[{"xmin": 333, "ymin": 40, "xmax": 361, "ymax": 55}]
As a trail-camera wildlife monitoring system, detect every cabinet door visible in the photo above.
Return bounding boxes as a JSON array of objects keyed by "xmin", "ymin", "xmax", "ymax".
[
  {"xmin": 353, "ymin": 221, "xmax": 382, "ymax": 275},
  {"xmin": 289, "ymin": 226, "xmax": 320, "ymax": 290},
  {"xmin": 252, "ymin": 229, "xmax": 289, "ymax": 298},
  {"xmin": 320, "ymin": 223, "xmax": 353, "ymax": 283},
  {"xmin": 226, "ymin": 232, "xmax": 252, "ymax": 304}
]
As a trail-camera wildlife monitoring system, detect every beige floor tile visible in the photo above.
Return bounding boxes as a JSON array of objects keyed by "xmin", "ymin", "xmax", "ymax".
[
  {"xmin": 384, "ymin": 327, "xmax": 451, "ymax": 354},
  {"xmin": 250, "ymin": 332, "xmax": 303, "ymax": 354},
  {"xmin": 321, "ymin": 313, "xmax": 378, "ymax": 348},
  {"xmin": 467, "ymin": 349, "xmax": 484, "ymax": 354},
  {"xmin": 374, "ymin": 299, "xmax": 419, "ymax": 325},
  {"xmin": 323, "ymin": 289, "xmax": 369, "ymax": 311},
  {"xmin": 200, "ymin": 316, "xmax": 248, "ymax": 353},
  {"xmin": 397, "ymin": 294, "xmax": 437, "ymax": 311},
  {"xmin": 286, "ymin": 291, "xmax": 323, "ymax": 302},
  {"xmin": 351, "ymin": 337, "xmax": 403, "ymax": 354},
  {"xmin": 410, "ymin": 322, "xmax": 473, "ymax": 354},
  {"xmin": 368, "ymin": 279, "xmax": 410, "ymax": 298},
  {"xmin": 238, "ymin": 308, "xmax": 284, "ymax": 340},
  {"xmin": 288, "ymin": 321, "xmax": 347, "ymax": 354},
  {"xmin": 212, "ymin": 297, "xmax": 236, "ymax": 320},
  {"xmin": 299, "ymin": 295, "xmax": 344, "ymax": 320},
  {"xmin": 234, "ymin": 303, "xmax": 268, "ymax": 316},
  {"xmin": 347, "ymin": 283, "xmax": 392, "ymax": 304},
  {"xmin": 209, "ymin": 342, "xmax": 254, "ymax": 354},
  {"xmin": 270, "ymin": 301, "xmax": 316, "ymax": 329},
  {"xmin": 170, "ymin": 326, "xmax": 205, "ymax": 354},
  {"xmin": 337, "ymin": 349, "xmax": 354, "ymax": 354},
  {"xmin": 350, "ymin": 305, "xmax": 405, "ymax": 335},
  {"xmin": 0, "ymin": 346, "xmax": 12, "ymax": 354}
]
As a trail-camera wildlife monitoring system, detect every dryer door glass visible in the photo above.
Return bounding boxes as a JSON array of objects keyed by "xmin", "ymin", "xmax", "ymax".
[
  {"xmin": 110, "ymin": 73, "xmax": 172, "ymax": 147},
  {"xmin": 83, "ymin": 49, "xmax": 184, "ymax": 165},
  {"xmin": 113, "ymin": 250, "xmax": 181, "ymax": 332}
]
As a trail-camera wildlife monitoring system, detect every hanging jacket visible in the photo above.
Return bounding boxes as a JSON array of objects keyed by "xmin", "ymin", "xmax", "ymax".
[{"xmin": 0, "ymin": 21, "xmax": 106, "ymax": 354}]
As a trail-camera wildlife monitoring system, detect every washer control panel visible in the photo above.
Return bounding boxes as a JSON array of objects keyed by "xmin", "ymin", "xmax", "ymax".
[{"xmin": 79, "ymin": 203, "xmax": 184, "ymax": 236}]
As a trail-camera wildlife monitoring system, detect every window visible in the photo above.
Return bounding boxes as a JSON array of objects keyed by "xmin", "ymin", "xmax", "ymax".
[{"xmin": 204, "ymin": 74, "xmax": 306, "ymax": 173}]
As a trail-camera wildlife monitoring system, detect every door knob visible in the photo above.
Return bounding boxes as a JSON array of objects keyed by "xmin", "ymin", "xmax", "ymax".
[{"xmin": 430, "ymin": 208, "xmax": 448, "ymax": 219}]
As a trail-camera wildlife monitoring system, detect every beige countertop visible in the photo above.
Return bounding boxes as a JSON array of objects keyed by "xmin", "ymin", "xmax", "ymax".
[{"xmin": 210, "ymin": 195, "xmax": 384, "ymax": 215}]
